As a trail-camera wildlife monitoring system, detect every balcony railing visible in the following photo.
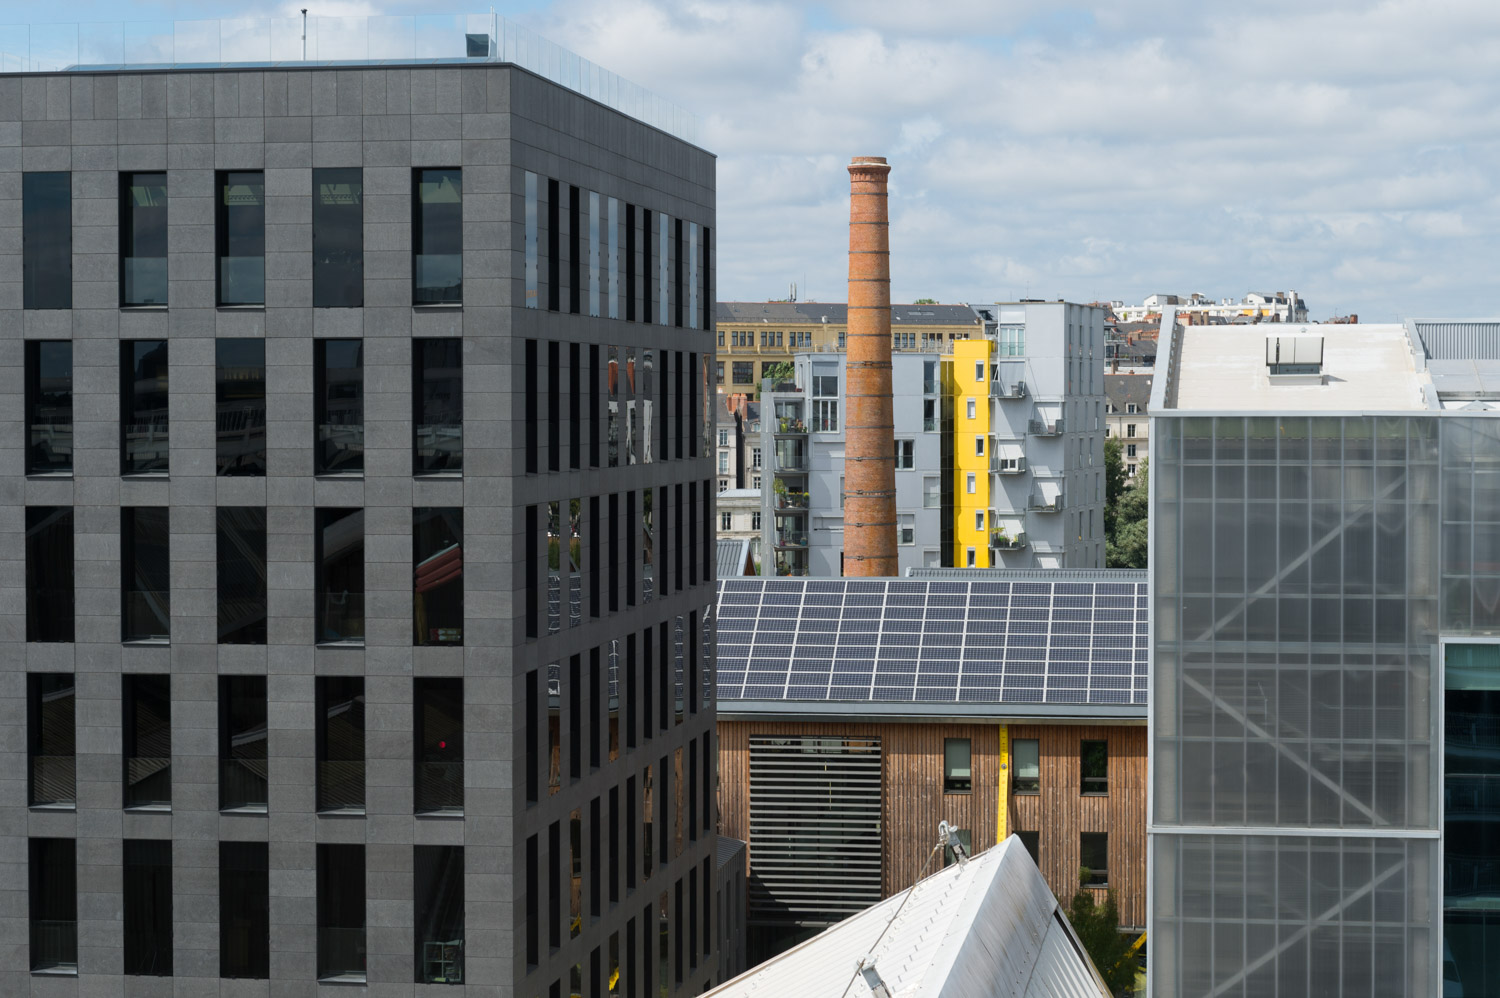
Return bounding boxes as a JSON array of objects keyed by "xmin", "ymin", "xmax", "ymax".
[
  {"xmin": 1028, "ymin": 492, "xmax": 1063, "ymax": 512},
  {"xmin": 318, "ymin": 591, "xmax": 365, "ymax": 644},
  {"xmin": 923, "ymin": 416, "xmax": 939, "ymax": 432},
  {"xmin": 991, "ymin": 455, "xmax": 1026, "ymax": 474},
  {"xmin": 774, "ymin": 531, "xmax": 809, "ymax": 550},
  {"xmin": 773, "ymin": 452, "xmax": 807, "ymax": 472},
  {"xmin": 31, "ymin": 754, "xmax": 76, "ymax": 807},
  {"xmin": 318, "ymin": 760, "xmax": 366, "ymax": 812},
  {"xmin": 991, "ymin": 531, "xmax": 1027, "ymax": 551},
  {"xmin": 124, "ymin": 756, "xmax": 170, "ymax": 808},
  {"xmin": 220, "ymin": 758, "xmax": 268, "ymax": 810},
  {"xmin": 318, "ymin": 926, "xmax": 368, "ymax": 982},
  {"xmin": 774, "ymin": 417, "xmax": 807, "ymax": 436},
  {"xmin": 31, "ymin": 919, "xmax": 76, "ymax": 972},
  {"xmin": 775, "ymin": 491, "xmax": 809, "ymax": 511},
  {"xmin": 1028, "ymin": 418, "xmax": 1063, "ymax": 437},
  {"xmin": 415, "ymin": 760, "xmax": 464, "ymax": 814},
  {"xmin": 991, "ymin": 379, "xmax": 1027, "ymax": 399}
]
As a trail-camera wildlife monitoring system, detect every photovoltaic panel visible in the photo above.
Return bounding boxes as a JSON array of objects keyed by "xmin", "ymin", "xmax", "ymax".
[{"xmin": 714, "ymin": 574, "xmax": 1149, "ymax": 708}]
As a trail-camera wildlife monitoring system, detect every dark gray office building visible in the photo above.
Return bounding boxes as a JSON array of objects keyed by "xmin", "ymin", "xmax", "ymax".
[{"xmin": 4, "ymin": 19, "xmax": 720, "ymax": 997}]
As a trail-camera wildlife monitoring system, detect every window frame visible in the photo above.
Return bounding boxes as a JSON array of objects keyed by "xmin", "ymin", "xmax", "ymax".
[
  {"xmin": 1011, "ymin": 737, "xmax": 1040, "ymax": 795},
  {"xmin": 1081, "ymin": 739, "xmax": 1108, "ymax": 795},
  {"xmin": 943, "ymin": 737, "xmax": 972, "ymax": 794}
]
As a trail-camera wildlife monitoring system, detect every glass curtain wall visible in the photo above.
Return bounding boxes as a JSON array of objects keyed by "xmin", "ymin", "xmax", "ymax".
[
  {"xmin": 26, "ymin": 506, "xmax": 73, "ymax": 642},
  {"xmin": 123, "ymin": 839, "xmax": 172, "ymax": 976},
  {"xmin": 414, "ymin": 845, "xmax": 464, "ymax": 984},
  {"xmin": 120, "ymin": 172, "xmax": 167, "ymax": 305},
  {"xmin": 413, "ymin": 507, "xmax": 463, "ymax": 646},
  {"xmin": 23, "ymin": 171, "xmax": 70, "ymax": 309},
  {"xmin": 29, "ymin": 838, "xmax": 76, "ymax": 972},
  {"xmin": 25, "ymin": 340, "xmax": 72, "ymax": 473},
  {"xmin": 315, "ymin": 339, "xmax": 364, "ymax": 473},
  {"xmin": 413, "ymin": 168, "xmax": 462, "ymax": 303},
  {"xmin": 413, "ymin": 338, "xmax": 463, "ymax": 473},
  {"xmin": 317, "ymin": 844, "xmax": 366, "ymax": 980},
  {"xmin": 121, "ymin": 341, "xmax": 169, "ymax": 474},
  {"xmin": 414, "ymin": 678, "xmax": 463, "ymax": 814},
  {"xmin": 220, "ymin": 841, "xmax": 269, "ymax": 978},
  {"xmin": 28, "ymin": 673, "xmax": 75, "ymax": 807},
  {"xmin": 316, "ymin": 676, "xmax": 365, "ymax": 811},
  {"xmin": 217, "ymin": 171, "xmax": 265, "ymax": 305},
  {"xmin": 1151, "ymin": 414, "xmax": 1441, "ymax": 997},
  {"xmin": 216, "ymin": 339, "xmax": 267, "ymax": 475},
  {"xmin": 123, "ymin": 674, "xmax": 171, "ymax": 808},
  {"xmin": 1445, "ymin": 643, "xmax": 1500, "ymax": 995},
  {"xmin": 217, "ymin": 507, "xmax": 268, "ymax": 644},
  {"xmin": 219, "ymin": 676, "xmax": 268, "ymax": 810},
  {"xmin": 312, "ymin": 167, "xmax": 363, "ymax": 307}
]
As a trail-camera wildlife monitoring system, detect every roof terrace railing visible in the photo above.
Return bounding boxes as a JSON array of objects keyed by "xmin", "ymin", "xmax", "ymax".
[{"xmin": 0, "ymin": 14, "xmax": 698, "ymax": 144}]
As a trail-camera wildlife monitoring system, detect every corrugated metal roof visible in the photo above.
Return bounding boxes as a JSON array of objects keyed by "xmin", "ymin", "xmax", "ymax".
[
  {"xmin": 717, "ymin": 538, "xmax": 753, "ymax": 580},
  {"xmin": 1410, "ymin": 319, "xmax": 1500, "ymax": 360},
  {"xmin": 703, "ymin": 836, "xmax": 1110, "ymax": 998}
]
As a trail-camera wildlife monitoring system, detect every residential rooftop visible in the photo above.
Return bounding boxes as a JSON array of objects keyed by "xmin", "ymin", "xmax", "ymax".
[{"xmin": 715, "ymin": 301, "xmax": 983, "ymax": 326}]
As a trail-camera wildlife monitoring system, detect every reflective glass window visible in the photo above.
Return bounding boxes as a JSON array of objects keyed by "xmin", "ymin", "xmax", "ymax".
[
  {"xmin": 123, "ymin": 839, "xmax": 172, "ymax": 976},
  {"xmin": 317, "ymin": 676, "xmax": 365, "ymax": 812},
  {"xmin": 414, "ymin": 507, "xmax": 463, "ymax": 646},
  {"xmin": 943, "ymin": 737, "xmax": 971, "ymax": 793},
  {"xmin": 216, "ymin": 170, "xmax": 265, "ymax": 305},
  {"xmin": 413, "ymin": 338, "xmax": 463, "ymax": 474},
  {"xmin": 26, "ymin": 506, "xmax": 73, "ymax": 642},
  {"xmin": 120, "ymin": 172, "xmax": 167, "ymax": 305},
  {"xmin": 122, "ymin": 507, "xmax": 170, "ymax": 641},
  {"xmin": 317, "ymin": 844, "xmax": 366, "ymax": 981},
  {"xmin": 216, "ymin": 339, "xmax": 266, "ymax": 476},
  {"xmin": 1081, "ymin": 739, "xmax": 1108, "ymax": 794},
  {"xmin": 121, "ymin": 341, "xmax": 169, "ymax": 474},
  {"xmin": 218, "ymin": 676, "xmax": 267, "ymax": 811},
  {"xmin": 414, "ymin": 845, "xmax": 465, "ymax": 983},
  {"xmin": 413, "ymin": 168, "xmax": 462, "ymax": 304},
  {"xmin": 28, "ymin": 673, "xmax": 75, "ymax": 806},
  {"xmin": 219, "ymin": 842, "xmax": 269, "ymax": 978},
  {"xmin": 414, "ymin": 678, "xmax": 463, "ymax": 814},
  {"xmin": 25, "ymin": 341, "xmax": 72, "ymax": 474},
  {"xmin": 123, "ymin": 674, "xmax": 171, "ymax": 808},
  {"xmin": 316, "ymin": 508, "xmax": 364, "ymax": 644},
  {"xmin": 1012, "ymin": 737, "xmax": 1040, "ymax": 794},
  {"xmin": 29, "ymin": 838, "xmax": 76, "ymax": 972},
  {"xmin": 315, "ymin": 339, "xmax": 364, "ymax": 473},
  {"xmin": 1080, "ymin": 832, "xmax": 1108, "ymax": 886},
  {"xmin": 23, "ymin": 172, "xmax": 70, "ymax": 309},
  {"xmin": 524, "ymin": 171, "xmax": 539, "ymax": 308},
  {"xmin": 217, "ymin": 507, "xmax": 267, "ymax": 645},
  {"xmin": 312, "ymin": 167, "xmax": 363, "ymax": 307}
]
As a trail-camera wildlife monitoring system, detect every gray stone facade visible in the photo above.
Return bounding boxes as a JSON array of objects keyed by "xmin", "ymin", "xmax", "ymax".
[{"xmin": 0, "ymin": 61, "xmax": 718, "ymax": 997}]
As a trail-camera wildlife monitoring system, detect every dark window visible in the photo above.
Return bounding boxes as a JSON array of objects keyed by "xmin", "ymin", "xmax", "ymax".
[
  {"xmin": 526, "ymin": 505, "xmax": 538, "ymax": 638},
  {"xmin": 414, "ymin": 507, "xmax": 463, "ymax": 646},
  {"xmin": 216, "ymin": 170, "xmax": 265, "ymax": 306},
  {"xmin": 1012, "ymin": 737, "xmax": 1040, "ymax": 794},
  {"xmin": 548, "ymin": 341, "xmax": 560, "ymax": 471},
  {"xmin": 943, "ymin": 737, "xmax": 972, "ymax": 793},
  {"xmin": 673, "ymin": 217, "xmax": 683, "ymax": 327},
  {"xmin": 942, "ymin": 827, "xmax": 973, "ymax": 868},
  {"xmin": 317, "ymin": 844, "xmax": 366, "ymax": 981},
  {"xmin": 525, "ymin": 339, "xmax": 538, "ymax": 474},
  {"xmin": 26, "ymin": 506, "xmax": 73, "ymax": 642},
  {"xmin": 548, "ymin": 179, "xmax": 561, "ymax": 311},
  {"xmin": 123, "ymin": 674, "xmax": 171, "ymax": 808},
  {"xmin": 25, "ymin": 340, "xmax": 72, "ymax": 474},
  {"xmin": 121, "ymin": 171, "xmax": 168, "ymax": 305},
  {"xmin": 625, "ymin": 203, "xmax": 637, "ymax": 321},
  {"xmin": 315, "ymin": 339, "xmax": 364, "ymax": 473},
  {"xmin": 121, "ymin": 340, "xmax": 169, "ymax": 474},
  {"xmin": 1080, "ymin": 832, "xmax": 1108, "ymax": 887},
  {"xmin": 216, "ymin": 339, "xmax": 266, "ymax": 476},
  {"xmin": 316, "ymin": 508, "xmax": 364, "ymax": 643},
  {"xmin": 525, "ymin": 669, "xmax": 538, "ymax": 803},
  {"xmin": 220, "ymin": 841, "xmax": 269, "ymax": 978},
  {"xmin": 731, "ymin": 361, "xmax": 752, "ymax": 385},
  {"xmin": 123, "ymin": 839, "xmax": 172, "ymax": 976},
  {"xmin": 525, "ymin": 836, "xmax": 539, "ymax": 965},
  {"xmin": 413, "ymin": 168, "xmax": 462, "ymax": 304},
  {"xmin": 28, "ymin": 673, "xmax": 75, "ymax": 807},
  {"xmin": 29, "ymin": 838, "xmax": 76, "ymax": 972},
  {"xmin": 1081, "ymin": 739, "xmax": 1108, "ymax": 795},
  {"xmin": 570, "ymin": 342, "xmax": 581, "ymax": 470},
  {"xmin": 316, "ymin": 676, "xmax": 365, "ymax": 812},
  {"xmin": 414, "ymin": 678, "xmax": 463, "ymax": 814},
  {"xmin": 23, "ymin": 171, "xmax": 70, "ymax": 309},
  {"xmin": 218, "ymin": 676, "xmax": 267, "ymax": 810},
  {"xmin": 217, "ymin": 507, "xmax": 267, "ymax": 645},
  {"xmin": 568, "ymin": 185, "xmax": 581, "ymax": 314},
  {"xmin": 1016, "ymin": 830, "xmax": 1040, "ymax": 867},
  {"xmin": 415, "ymin": 845, "xmax": 465, "ymax": 984},
  {"xmin": 414, "ymin": 338, "xmax": 463, "ymax": 473},
  {"xmin": 122, "ymin": 506, "xmax": 170, "ymax": 641},
  {"xmin": 313, "ymin": 167, "xmax": 363, "ymax": 307}
]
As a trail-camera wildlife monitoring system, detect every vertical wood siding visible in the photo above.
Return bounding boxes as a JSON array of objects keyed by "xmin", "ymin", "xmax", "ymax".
[{"xmin": 718, "ymin": 719, "xmax": 1147, "ymax": 929}]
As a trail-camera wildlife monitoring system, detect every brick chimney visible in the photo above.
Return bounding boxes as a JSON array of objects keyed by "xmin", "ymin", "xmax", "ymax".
[{"xmin": 843, "ymin": 156, "xmax": 898, "ymax": 577}]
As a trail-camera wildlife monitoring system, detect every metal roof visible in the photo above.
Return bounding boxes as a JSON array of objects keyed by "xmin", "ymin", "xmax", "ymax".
[
  {"xmin": 716, "ymin": 538, "xmax": 753, "ymax": 580},
  {"xmin": 703, "ymin": 835, "xmax": 1110, "ymax": 998},
  {"xmin": 715, "ymin": 302, "xmax": 982, "ymax": 326},
  {"xmin": 716, "ymin": 576, "xmax": 1148, "ymax": 709},
  {"xmin": 1409, "ymin": 318, "xmax": 1500, "ymax": 360}
]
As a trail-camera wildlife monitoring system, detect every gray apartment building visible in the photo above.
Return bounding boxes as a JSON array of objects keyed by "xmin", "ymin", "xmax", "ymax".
[
  {"xmin": 1149, "ymin": 318, "xmax": 1500, "ymax": 997},
  {"xmin": 759, "ymin": 351, "xmax": 944, "ymax": 576},
  {"xmin": 4, "ymin": 17, "xmax": 723, "ymax": 997}
]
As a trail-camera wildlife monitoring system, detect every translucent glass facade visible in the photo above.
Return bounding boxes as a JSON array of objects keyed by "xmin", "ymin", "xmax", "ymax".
[{"xmin": 1151, "ymin": 414, "xmax": 1445, "ymax": 996}]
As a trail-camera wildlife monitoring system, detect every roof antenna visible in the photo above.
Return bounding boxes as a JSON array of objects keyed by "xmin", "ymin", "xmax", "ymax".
[{"xmin": 301, "ymin": 9, "xmax": 308, "ymax": 61}]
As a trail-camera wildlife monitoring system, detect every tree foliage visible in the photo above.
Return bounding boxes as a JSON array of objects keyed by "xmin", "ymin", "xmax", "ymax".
[
  {"xmin": 1104, "ymin": 439, "xmax": 1147, "ymax": 568},
  {"xmin": 761, "ymin": 360, "xmax": 795, "ymax": 387},
  {"xmin": 913, "ymin": 297, "xmax": 938, "ymax": 304},
  {"xmin": 1067, "ymin": 884, "xmax": 1138, "ymax": 996}
]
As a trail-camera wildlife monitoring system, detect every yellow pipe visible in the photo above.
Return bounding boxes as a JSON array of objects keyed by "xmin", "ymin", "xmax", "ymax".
[{"xmin": 997, "ymin": 723, "xmax": 1009, "ymax": 843}]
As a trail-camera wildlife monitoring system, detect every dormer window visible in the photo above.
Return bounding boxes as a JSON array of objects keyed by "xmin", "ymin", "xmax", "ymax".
[{"xmin": 1266, "ymin": 334, "xmax": 1324, "ymax": 377}]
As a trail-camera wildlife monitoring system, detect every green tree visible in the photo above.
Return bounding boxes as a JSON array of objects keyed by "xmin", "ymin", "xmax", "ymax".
[
  {"xmin": 1067, "ymin": 879, "xmax": 1138, "ymax": 996},
  {"xmin": 1105, "ymin": 459, "xmax": 1148, "ymax": 568},
  {"xmin": 762, "ymin": 360, "xmax": 794, "ymax": 388},
  {"xmin": 1103, "ymin": 436, "xmax": 1125, "ymax": 536},
  {"xmin": 913, "ymin": 297, "xmax": 938, "ymax": 305}
]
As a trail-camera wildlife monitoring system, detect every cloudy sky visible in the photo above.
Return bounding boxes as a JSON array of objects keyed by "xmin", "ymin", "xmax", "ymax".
[{"xmin": 20, "ymin": 0, "xmax": 1500, "ymax": 318}]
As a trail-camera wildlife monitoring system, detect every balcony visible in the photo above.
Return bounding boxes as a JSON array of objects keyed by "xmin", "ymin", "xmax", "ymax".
[
  {"xmin": 1028, "ymin": 418, "xmax": 1064, "ymax": 437},
  {"xmin": 991, "ymin": 455, "xmax": 1026, "ymax": 475},
  {"xmin": 774, "ymin": 488, "xmax": 809, "ymax": 511},
  {"xmin": 991, "ymin": 379, "xmax": 1027, "ymax": 399},
  {"xmin": 774, "ymin": 530, "xmax": 809, "ymax": 550},
  {"xmin": 772, "ymin": 550, "xmax": 808, "ymax": 577},
  {"xmin": 991, "ymin": 530, "xmax": 1027, "ymax": 551},
  {"xmin": 773, "ymin": 449, "xmax": 807, "ymax": 473},
  {"xmin": 774, "ymin": 416, "xmax": 807, "ymax": 437},
  {"xmin": 1029, "ymin": 492, "xmax": 1063, "ymax": 512}
]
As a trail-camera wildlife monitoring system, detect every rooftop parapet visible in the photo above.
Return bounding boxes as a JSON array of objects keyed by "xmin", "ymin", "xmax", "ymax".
[{"xmin": 0, "ymin": 14, "xmax": 698, "ymax": 143}]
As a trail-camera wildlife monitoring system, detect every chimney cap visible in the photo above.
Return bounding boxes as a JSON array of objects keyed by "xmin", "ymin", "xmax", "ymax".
[{"xmin": 850, "ymin": 156, "xmax": 888, "ymax": 165}]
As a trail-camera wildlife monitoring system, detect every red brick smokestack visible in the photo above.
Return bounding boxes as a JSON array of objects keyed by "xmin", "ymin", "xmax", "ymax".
[{"xmin": 844, "ymin": 156, "xmax": 898, "ymax": 577}]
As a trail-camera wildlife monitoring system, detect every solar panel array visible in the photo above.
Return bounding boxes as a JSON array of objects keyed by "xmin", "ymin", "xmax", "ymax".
[{"xmin": 716, "ymin": 576, "xmax": 1148, "ymax": 706}]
